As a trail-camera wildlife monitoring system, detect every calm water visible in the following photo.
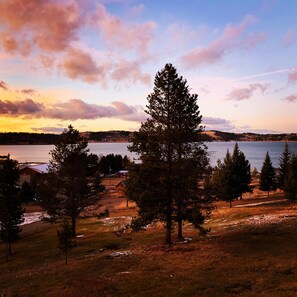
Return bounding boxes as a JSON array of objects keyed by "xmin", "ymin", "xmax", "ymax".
[{"xmin": 1, "ymin": 141, "xmax": 297, "ymax": 170}]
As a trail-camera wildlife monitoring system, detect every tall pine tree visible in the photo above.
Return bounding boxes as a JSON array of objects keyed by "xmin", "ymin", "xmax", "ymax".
[
  {"xmin": 284, "ymin": 154, "xmax": 297, "ymax": 202},
  {"xmin": 38, "ymin": 125, "xmax": 100, "ymax": 237},
  {"xmin": 232, "ymin": 143, "xmax": 252, "ymax": 200},
  {"xmin": 278, "ymin": 142, "xmax": 291, "ymax": 190},
  {"xmin": 260, "ymin": 151, "xmax": 276, "ymax": 196},
  {"xmin": 0, "ymin": 155, "xmax": 24, "ymax": 257},
  {"xmin": 127, "ymin": 63, "xmax": 211, "ymax": 244}
]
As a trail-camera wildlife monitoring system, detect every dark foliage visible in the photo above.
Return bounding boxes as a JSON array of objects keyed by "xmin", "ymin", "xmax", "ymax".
[
  {"xmin": 284, "ymin": 154, "xmax": 297, "ymax": 202},
  {"xmin": 278, "ymin": 142, "xmax": 292, "ymax": 190},
  {"xmin": 99, "ymin": 154, "xmax": 130, "ymax": 175},
  {"xmin": 127, "ymin": 63, "xmax": 212, "ymax": 244},
  {"xmin": 37, "ymin": 125, "xmax": 102, "ymax": 236},
  {"xmin": 0, "ymin": 155, "xmax": 24, "ymax": 256},
  {"xmin": 260, "ymin": 151, "xmax": 276, "ymax": 196},
  {"xmin": 57, "ymin": 220, "xmax": 76, "ymax": 265},
  {"xmin": 211, "ymin": 143, "xmax": 252, "ymax": 207},
  {"xmin": 19, "ymin": 181, "xmax": 36, "ymax": 202}
]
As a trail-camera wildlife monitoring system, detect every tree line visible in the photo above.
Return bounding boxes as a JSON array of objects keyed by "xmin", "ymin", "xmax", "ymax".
[{"xmin": 0, "ymin": 131, "xmax": 132, "ymax": 145}]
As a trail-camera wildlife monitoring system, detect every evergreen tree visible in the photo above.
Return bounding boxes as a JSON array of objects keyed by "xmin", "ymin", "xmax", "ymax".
[
  {"xmin": 284, "ymin": 154, "xmax": 297, "ymax": 202},
  {"xmin": 212, "ymin": 150, "xmax": 238, "ymax": 207},
  {"xmin": 278, "ymin": 142, "xmax": 292, "ymax": 190},
  {"xmin": 98, "ymin": 154, "xmax": 125, "ymax": 175},
  {"xmin": 251, "ymin": 167, "xmax": 259, "ymax": 180},
  {"xmin": 37, "ymin": 125, "xmax": 100, "ymax": 237},
  {"xmin": 0, "ymin": 155, "xmax": 24, "ymax": 257},
  {"xmin": 127, "ymin": 63, "xmax": 211, "ymax": 244},
  {"xmin": 57, "ymin": 220, "xmax": 76, "ymax": 265},
  {"xmin": 259, "ymin": 151, "xmax": 276, "ymax": 196},
  {"xmin": 19, "ymin": 181, "xmax": 36, "ymax": 202},
  {"xmin": 211, "ymin": 144, "xmax": 251, "ymax": 207},
  {"xmin": 232, "ymin": 143, "xmax": 252, "ymax": 199}
]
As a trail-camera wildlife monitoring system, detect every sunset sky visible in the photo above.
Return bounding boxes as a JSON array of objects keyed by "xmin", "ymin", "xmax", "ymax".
[{"xmin": 0, "ymin": 0, "xmax": 297, "ymax": 134}]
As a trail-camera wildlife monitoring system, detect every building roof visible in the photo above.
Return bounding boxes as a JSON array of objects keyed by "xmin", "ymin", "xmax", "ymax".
[{"xmin": 20, "ymin": 163, "xmax": 49, "ymax": 174}]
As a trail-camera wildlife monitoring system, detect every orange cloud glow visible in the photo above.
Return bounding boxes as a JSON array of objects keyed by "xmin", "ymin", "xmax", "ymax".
[{"xmin": 0, "ymin": 0, "xmax": 81, "ymax": 54}]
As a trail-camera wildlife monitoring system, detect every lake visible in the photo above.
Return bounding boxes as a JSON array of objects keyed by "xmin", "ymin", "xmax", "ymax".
[{"xmin": 1, "ymin": 141, "xmax": 297, "ymax": 170}]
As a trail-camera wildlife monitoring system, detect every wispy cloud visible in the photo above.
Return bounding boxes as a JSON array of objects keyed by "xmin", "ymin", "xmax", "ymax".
[
  {"xmin": 31, "ymin": 126, "xmax": 64, "ymax": 134},
  {"xmin": 181, "ymin": 15, "xmax": 265, "ymax": 68},
  {"xmin": 236, "ymin": 68, "xmax": 294, "ymax": 81},
  {"xmin": 226, "ymin": 83, "xmax": 269, "ymax": 101},
  {"xmin": 19, "ymin": 89, "xmax": 36, "ymax": 95},
  {"xmin": 111, "ymin": 59, "xmax": 151, "ymax": 85},
  {"xmin": 282, "ymin": 29, "xmax": 295, "ymax": 48},
  {"xmin": 90, "ymin": 3, "xmax": 156, "ymax": 57},
  {"xmin": 202, "ymin": 116, "xmax": 236, "ymax": 132},
  {"xmin": 288, "ymin": 68, "xmax": 297, "ymax": 84},
  {"xmin": 282, "ymin": 94, "xmax": 297, "ymax": 103}
]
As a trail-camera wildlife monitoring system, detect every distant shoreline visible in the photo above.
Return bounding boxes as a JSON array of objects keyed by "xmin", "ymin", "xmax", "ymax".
[
  {"xmin": 1, "ymin": 130, "xmax": 297, "ymax": 145},
  {"xmin": 1, "ymin": 140, "xmax": 297, "ymax": 146}
]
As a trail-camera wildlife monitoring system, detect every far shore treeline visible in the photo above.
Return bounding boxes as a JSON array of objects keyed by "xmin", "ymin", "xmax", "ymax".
[{"xmin": 1, "ymin": 130, "xmax": 297, "ymax": 145}]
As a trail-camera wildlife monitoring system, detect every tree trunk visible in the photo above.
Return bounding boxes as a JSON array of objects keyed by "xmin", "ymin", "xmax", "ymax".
[
  {"xmin": 229, "ymin": 201, "xmax": 232, "ymax": 208},
  {"xmin": 165, "ymin": 195, "xmax": 172, "ymax": 245},
  {"xmin": 71, "ymin": 216, "xmax": 76, "ymax": 237},
  {"xmin": 8, "ymin": 241, "xmax": 12, "ymax": 255},
  {"xmin": 177, "ymin": 219, "xmax": 183, "ymax": 241},
  {"xmin": 165, "ymin": 220, "xmax": 172, "ymax": 245},
  {"xmin": 5, "ymin": 237, "xmax": 9, "ymax": 262}
]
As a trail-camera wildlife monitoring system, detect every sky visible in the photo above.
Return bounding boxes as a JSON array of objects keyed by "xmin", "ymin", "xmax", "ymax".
[{"xmin": 0, "ymin": 0, "xmax": 297, "ymax": 134}]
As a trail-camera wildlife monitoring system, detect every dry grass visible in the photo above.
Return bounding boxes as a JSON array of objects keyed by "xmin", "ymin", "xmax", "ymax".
[{"xmin": 3, "ymin": 180, "xmax": 297, "ymax": 296}]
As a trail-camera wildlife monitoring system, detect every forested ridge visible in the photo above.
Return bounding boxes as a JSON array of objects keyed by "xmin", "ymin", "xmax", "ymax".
[{"xmin": 1, "ymin": 130, "xmax": 297, "ymax": 145}]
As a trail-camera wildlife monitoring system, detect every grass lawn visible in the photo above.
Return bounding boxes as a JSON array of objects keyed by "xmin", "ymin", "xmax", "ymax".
[{"xmin": 2, "ymin": 198, "xmax": 297, "ymax": 296}]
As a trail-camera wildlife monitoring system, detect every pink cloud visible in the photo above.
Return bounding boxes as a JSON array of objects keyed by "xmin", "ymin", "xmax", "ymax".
[
  {"xmin": 0, "ymin": 97, "xmax": 147, "ymax": 122},
  {"xmin": 90, "ymin": 4, "xmax": 156, "ymax": 57},
  {"xmin": 60, "ymin": 48, "xmax": 151, "ymax": 85},
  {"xmin": 282, "ymin": 29, "xmax": 295, "ymax": 48},
  {"xmin": 181, "ymin": 15, "xmax": 265, "ymax": 68},
  {"xmin": 129, "ymin": 4, "xmax": 145, "ymax": 17},
  {"xmin": 61, "ymin": 48, "xmax": 109, "ymax": 84},
  {"xmin": 244, "ymin": 32, "xmax": 266, "ymax": 49},
  {"xmin": 0, "ymin": 99, "xmax": 43, "ymax": 115},
  {"xmin": 166, "ymin": 23, "xmax": 202, "ymax": 49},
  {"xmin": 43, "ymin": 99, "xmax": 147, "ymax": 121},
  {"xmin": 0, "ymin": 80, "xmax": 8, "ymax": 90},
  {"xmin": 283, "ymin": 94, "xmax": 297, "ymax": 103},
  {"xmin": 111, "ymin": 60, "xmax": 151, "ymax": 85},
  {"xmin": 288, "ymin": 68, "xmax": 297, "ymax": 84},
  {"xmin": 0, "ymin": 1, "xmax": 153, "ymax": 86},
  {"xmin": 19, "ymin": 89, "xmax": 36, "ymax": 95},
  {"xmin": 202, "ymin": 117, "xmax": 236, "ymax": 132},
  {"xmin": 226, "ymin": 83, "xmax": 269, "ymax": 101},
  {"xmin": 0, "ymin": 0, "xmax": 81, "ymax": 54},
  {"xmin": 31, "ymin": 126, "xmax": 64, "ymax": 134}
]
